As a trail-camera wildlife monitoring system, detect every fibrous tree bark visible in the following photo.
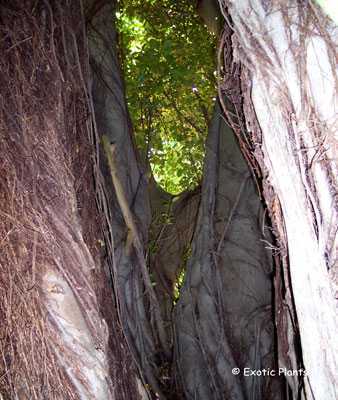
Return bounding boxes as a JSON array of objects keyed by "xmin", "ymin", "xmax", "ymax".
[
  {"xmin": 0, "ymin": 1, "xmax": 140, "ymax": 399},
  {"xmin": 85, "ymin": 3, "xmax": 284, "ymax": 397},
  {"xmin": 218, "ymin": 1, "xmax": 338, "ymax": 399},
  {"xmin": 2, "ymin": 1, "xmax": 336, "ymax": 400},
  {"xmin": 0, "ymin": 1, "xmax": 284, "ymax": 398}
]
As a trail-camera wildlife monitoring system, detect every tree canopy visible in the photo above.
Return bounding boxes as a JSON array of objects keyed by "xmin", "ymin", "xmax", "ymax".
[{"xmin": 117, "ymin": 0, "xmax": 217, "ymax": 194}]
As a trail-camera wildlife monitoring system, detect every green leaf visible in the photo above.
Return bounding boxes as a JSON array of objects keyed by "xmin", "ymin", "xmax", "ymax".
[{"xmin": 118, "ymin": 0, "xmax": 217, "ymax": 194}]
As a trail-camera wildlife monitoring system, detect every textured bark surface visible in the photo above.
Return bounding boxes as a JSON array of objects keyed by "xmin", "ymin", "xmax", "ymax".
[
  {"xmin": 3, "ymin": 1, "xmax": 336, "ymax": 399},
  {"xmin": 86, "ymin": 1, "xmax": 161, "ymax": 397},
  {"xmin": 0, "ymin": 1, "xmax": 114, "ymax": 398},
  {"xmin": 0, "ymin": 1, "xmax": 142, "ymax": 399},
  {"xmin": 174, "ymin": 102, "xmax": 281, "ymax": 399},
  {"xmin": 219, "ymin": 1, "xmax": 338, "ymax": 399},
  {"xmin": 149, "ymin": 182, "xmax": 201, "ymax": 354}
]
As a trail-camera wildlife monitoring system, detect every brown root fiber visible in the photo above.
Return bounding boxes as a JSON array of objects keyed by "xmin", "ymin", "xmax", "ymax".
[{"xmin": 0, "ymin": 2, "xmax": 137, "ymax": 399}]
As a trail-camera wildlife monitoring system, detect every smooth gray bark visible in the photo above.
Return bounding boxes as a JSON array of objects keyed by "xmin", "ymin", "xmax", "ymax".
[
  {"xmin": 87, "ymin": 1, "xmax": 162, "ymax": 397},
  {"xmin": 174, "ymin": 102, "xmax": 281, "ymax": 399}
]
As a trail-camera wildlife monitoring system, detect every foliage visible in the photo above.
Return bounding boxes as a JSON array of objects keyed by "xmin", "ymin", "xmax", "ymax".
[{"xmin": 117, "ymin": 0, "xmax": 217, "ymax": 194}]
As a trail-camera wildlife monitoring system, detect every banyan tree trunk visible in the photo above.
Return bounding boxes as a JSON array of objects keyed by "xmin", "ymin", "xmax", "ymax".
[
  {"xmin": 0, "ymin": 1, "xmax": 140, "ymax": 399},
  {"xmin": 218, "ymin": 1, "xmax": 338, "ymax": 399},
  {"xmin": 86, "ymin": 1, "xmax": 166, "ymax": 397},
  {"xmin": 2, "ymin": 1, "xmax": 337, "ymax": 400},
  {"xmin": 174, "ymin": 101, "xmax": 282, "ymax": 399}
]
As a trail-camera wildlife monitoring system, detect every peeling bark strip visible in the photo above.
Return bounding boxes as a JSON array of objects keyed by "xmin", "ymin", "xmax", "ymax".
[
  {"xmin": 0, "ymin": 2, "xmax": 117, "ymax": 398},
  {"xmin": 218, "ymin": 1, "xmax": 338, "ymax": 399}
]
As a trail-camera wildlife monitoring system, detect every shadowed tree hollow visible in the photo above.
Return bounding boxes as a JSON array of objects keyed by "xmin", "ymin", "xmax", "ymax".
[{"xmin": 0, "ymin": 1, "xmax": 337, "ymax": 400}]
